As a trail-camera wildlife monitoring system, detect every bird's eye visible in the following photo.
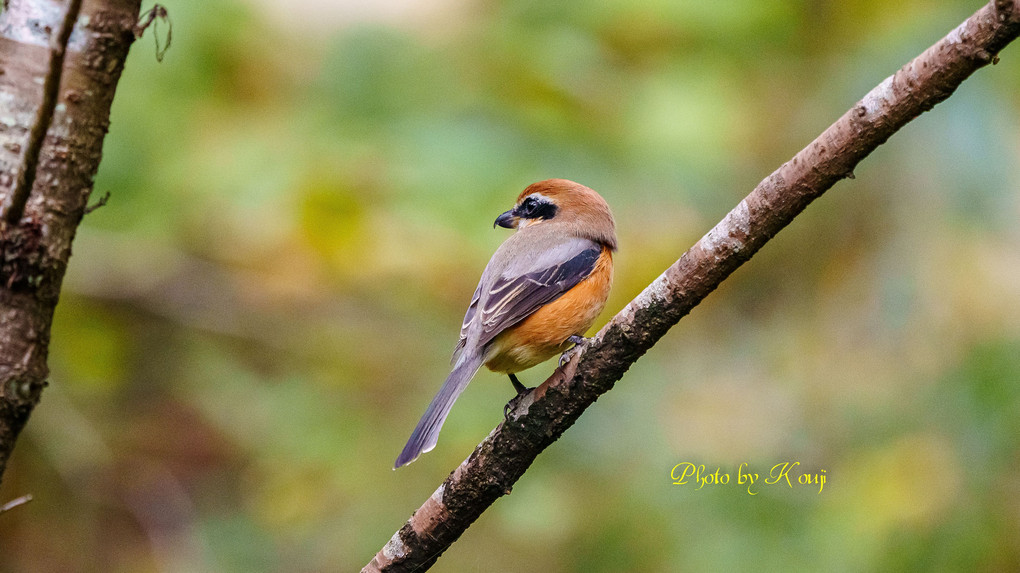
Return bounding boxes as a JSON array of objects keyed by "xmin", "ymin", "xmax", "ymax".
[
  {"xmin": 516, "ymin": 195, "xmax": 557, "ymax": 220},
  {"xmin": 519, "ymin": 197, "xmax": 537, "ymax": 216}
]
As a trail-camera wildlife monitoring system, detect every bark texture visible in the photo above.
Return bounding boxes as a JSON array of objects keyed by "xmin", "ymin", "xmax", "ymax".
[
  {"xmin": 365, "ymin": 1, "xmax": 1020, "ymax": 571},
  {"xmin": 0, "ymin": 0, "xmax": 141, "ymax": 484}
]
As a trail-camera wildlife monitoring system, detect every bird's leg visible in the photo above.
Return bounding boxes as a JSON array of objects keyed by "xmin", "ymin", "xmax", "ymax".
[
  {"xmin": 504, "ymin": 373, "xmax": 534, "ymax": 420},
  {"xmin": 509, "ymin": 373, "xmax": 529, "ymax": 395},
  {"xmin": 558, "ymin": 335, "xmax": 590, "ymax": 367}
]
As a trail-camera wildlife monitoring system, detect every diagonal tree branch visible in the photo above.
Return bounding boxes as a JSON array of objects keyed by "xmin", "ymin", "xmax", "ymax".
[{"xmin": 365, "ymin": 1, "xmax": 1020, "ymax": 571}]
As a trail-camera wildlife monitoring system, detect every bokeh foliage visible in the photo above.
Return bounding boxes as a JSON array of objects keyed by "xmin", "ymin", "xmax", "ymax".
[{"xmin": 1, "ymin": 0, "xmax": 1019, "ymax": 571}]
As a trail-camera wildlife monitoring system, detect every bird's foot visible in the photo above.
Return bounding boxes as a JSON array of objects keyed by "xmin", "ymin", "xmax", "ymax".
[
  {"xmin": 558, "ymin": 335, "xmax": 590, "ymax": 367},
  {"xmin": 504, "ymin": 373, "xmax": 534, "ymax": 420}
]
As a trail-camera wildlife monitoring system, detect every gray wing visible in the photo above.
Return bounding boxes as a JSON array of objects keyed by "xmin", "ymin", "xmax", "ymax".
[
  {"xmin": 475, "ymin": 246, "xmax": 598, "ymax": 347},
  {"xmin": 453, "ymin": 235, "xmax": 601, "ymax": 360},
  {"xmin": 451, "ymin": 282, "xmax": 482, "ymax": 363}
]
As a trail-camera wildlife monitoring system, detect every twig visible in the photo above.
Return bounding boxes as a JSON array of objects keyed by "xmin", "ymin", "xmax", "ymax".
[
  {"xmin": 134, "ymin": 4, "xmax": 172, "ymax": 62},
  {"xmin": 2, "ymin": 0, "xmax": 83, "ymax": 226},
  {"xmin": 0, "ymin": 494, "xmax": 33, "ymax": 515},
  {"xmin": 363, "ymin": 1, "xmax": 1020, "ymax": 571},
  {"xmin": 84, "ymin": 190, "xmax": 111, "ymax": 214}
]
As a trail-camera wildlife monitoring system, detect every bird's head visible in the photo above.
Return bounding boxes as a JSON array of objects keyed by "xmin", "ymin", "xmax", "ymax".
[{"xmin": 494, "ymin": 179, "xmax": 617, "ymax": 250}]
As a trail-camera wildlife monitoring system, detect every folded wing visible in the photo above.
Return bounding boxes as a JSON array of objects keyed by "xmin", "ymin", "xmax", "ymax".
[{"xmin": 475, "ymin": 237, "xmax": 601, "ymax": 349}]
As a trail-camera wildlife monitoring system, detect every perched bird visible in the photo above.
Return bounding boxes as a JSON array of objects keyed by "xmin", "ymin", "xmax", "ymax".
[{"xmin": 395, "ymin": 179, "xmax": 617, "ymax": 468}]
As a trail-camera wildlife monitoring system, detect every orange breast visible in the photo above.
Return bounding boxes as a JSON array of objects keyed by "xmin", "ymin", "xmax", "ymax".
[{"xmin": 484, "ymin": 247, "xmax": 613, "ymax": 374}]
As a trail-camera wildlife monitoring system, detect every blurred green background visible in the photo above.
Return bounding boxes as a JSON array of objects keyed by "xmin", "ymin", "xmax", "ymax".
[{"xmin": 2, "ymin": 0, "xmax": 1020, "ymax": 571}]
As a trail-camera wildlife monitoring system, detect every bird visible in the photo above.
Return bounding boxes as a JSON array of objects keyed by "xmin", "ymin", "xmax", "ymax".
[{"xmin": 394, "ymin": 179, "xmax": 617, "ymax": 468}]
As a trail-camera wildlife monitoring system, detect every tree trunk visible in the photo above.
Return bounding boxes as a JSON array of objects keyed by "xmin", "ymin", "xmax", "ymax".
[{"xmin": 0, "ymin": 0, "xmax": 141, "ymax": 485}]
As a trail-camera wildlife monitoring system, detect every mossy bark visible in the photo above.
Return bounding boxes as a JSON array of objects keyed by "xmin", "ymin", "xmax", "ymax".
[{"xmin": 0, "ymin": 0, "xmax": 141, "ymax": 484}]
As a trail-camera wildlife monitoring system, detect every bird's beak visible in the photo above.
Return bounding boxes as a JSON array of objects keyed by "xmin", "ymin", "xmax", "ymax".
[{"xmin": 494, "ymin": 209, "xmax": 518, "ymax": 229}]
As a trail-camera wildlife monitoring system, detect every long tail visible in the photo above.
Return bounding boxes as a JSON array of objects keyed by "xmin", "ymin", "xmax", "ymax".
[{"xmin": 394, "ymin": 352, "xmax": 484, "ymax": 468}]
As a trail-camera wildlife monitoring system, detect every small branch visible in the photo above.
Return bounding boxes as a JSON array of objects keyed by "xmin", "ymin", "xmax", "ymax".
[
  {"xmin": 2, "ymin": 0, "xmax": 83, "ymax": 226},
  {"xmin": 0, "ymin": 493, "xmax": 33, "ymax": 515},
  {"xmin": 134, "ymin": 4, "xmax": 172, "ymax": 62},
  {"xmin": 84, "ymin": 190, "xmax": 111, "ymax": 215},
  {"xmin": 364, "ymin": 1, "xmax": 1020, "ymax": 571}
]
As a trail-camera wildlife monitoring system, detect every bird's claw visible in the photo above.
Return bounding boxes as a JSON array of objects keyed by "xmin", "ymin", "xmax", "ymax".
[
  {"xmin": 558, "ymin": 335, "xmax": 590, "ymax": 367},
  {"xmin": 504, "ymin": 373, "xmax": 533, "ymax": 420},
  {"xmin": 504, "ymin": 388, "xmax": 533, "ymax": 420}
]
